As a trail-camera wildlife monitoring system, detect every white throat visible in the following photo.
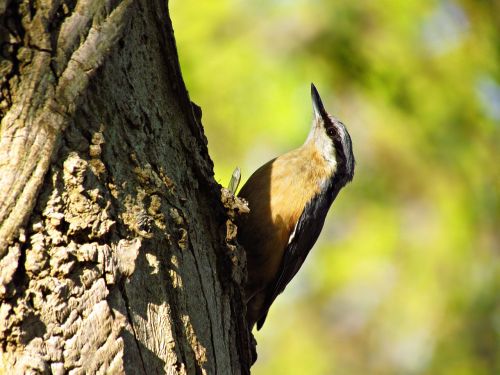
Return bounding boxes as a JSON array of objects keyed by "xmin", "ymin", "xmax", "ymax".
[{"xmin": 305, "ymin": 120, "xmax": 337, "ymax": 173}]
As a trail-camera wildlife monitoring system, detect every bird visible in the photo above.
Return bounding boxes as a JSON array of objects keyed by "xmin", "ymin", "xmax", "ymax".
[{"xmin": 236, "ymin": 83, "xmax": 355, "ymax": 331}]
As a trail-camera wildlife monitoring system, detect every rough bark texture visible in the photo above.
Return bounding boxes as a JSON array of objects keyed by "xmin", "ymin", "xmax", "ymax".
[{"xmin": 0, "ymin": 0, "xmax": 251, "ymax": 373}]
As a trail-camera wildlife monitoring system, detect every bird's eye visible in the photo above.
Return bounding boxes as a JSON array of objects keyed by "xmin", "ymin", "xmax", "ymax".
[{"xmin": 326, "ymin": 127, "xmax": 335, "ymax": 137}]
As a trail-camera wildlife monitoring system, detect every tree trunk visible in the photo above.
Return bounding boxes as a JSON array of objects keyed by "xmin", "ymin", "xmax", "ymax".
[{"xmin": 0, "ymin": 0, "xmax": 251, "ymax": 373}]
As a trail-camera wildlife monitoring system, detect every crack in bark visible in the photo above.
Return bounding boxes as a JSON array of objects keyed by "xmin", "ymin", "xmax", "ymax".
[
  {"xmin": 190, "ymin": 245, "xmax": 219, "ymax": 375},
  {"xmin": 175, "ymin": 205, "xmax": 220, "ymax": 374},
  {"xmin": 27, "ymin": 44, "xmax": 52, "ymax": 54},
  {"xmin": 120, "ymin": 283, "xmax": 148, "ymax": 375}
]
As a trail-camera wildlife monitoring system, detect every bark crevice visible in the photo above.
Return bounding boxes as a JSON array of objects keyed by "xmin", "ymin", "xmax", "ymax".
[{"xmin": 120, "ymin": 283, "xmax": 147, "ymax": 375}]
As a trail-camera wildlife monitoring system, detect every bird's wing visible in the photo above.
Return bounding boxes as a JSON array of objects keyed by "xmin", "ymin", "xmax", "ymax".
[{"xmin": 256, "ymin": 191, "xmax": 332, "ymax": 330}]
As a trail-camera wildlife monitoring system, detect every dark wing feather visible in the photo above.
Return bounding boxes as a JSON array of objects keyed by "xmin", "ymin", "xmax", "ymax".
[{"xmin": 256, "ymin": 189, "xmax": 335, "ymax": 330}]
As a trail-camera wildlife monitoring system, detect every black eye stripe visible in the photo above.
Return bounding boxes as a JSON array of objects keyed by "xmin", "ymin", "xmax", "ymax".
[{"xmin": 323, "ymin": 116, "xmax": 354, "ymax": 181}]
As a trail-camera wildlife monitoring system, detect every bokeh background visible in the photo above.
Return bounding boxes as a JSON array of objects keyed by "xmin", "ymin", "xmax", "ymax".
[{"xmin": 170, "ymin": 1, "xmax": 499, "ymax": 374}]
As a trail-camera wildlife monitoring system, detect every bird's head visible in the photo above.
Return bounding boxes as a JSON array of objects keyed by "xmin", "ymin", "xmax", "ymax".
[{"xmin": 306, "ymin": 83, "xmax": 355, "ymax": 184}]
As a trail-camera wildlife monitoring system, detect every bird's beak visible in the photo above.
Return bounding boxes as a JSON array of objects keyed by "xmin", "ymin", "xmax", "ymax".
[{"xmin": 311, "ymin": 83, "xmax": 328, "ymax": 120}]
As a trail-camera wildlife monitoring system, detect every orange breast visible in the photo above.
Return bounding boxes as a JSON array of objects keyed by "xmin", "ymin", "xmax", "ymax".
[{"xmin": 237, "ymin": 145, "xmax": 331, "ymax": 300}]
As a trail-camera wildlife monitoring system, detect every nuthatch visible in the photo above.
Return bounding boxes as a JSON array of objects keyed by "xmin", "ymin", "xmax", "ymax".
[{"xmin": 237, "ymin": 83, "xmax": 355, "ymax": 331}]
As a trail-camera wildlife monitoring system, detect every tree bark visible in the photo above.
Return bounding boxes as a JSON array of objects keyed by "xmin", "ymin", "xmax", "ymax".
[{"xmin": 0, "ymin": 0, "xmax": 251, "ymax": 373}]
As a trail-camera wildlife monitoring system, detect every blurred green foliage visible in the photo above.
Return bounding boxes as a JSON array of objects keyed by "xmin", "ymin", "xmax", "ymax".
[{"xmin": 170, "ymin": 0, "xmax": 499, "ymax": 373}]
